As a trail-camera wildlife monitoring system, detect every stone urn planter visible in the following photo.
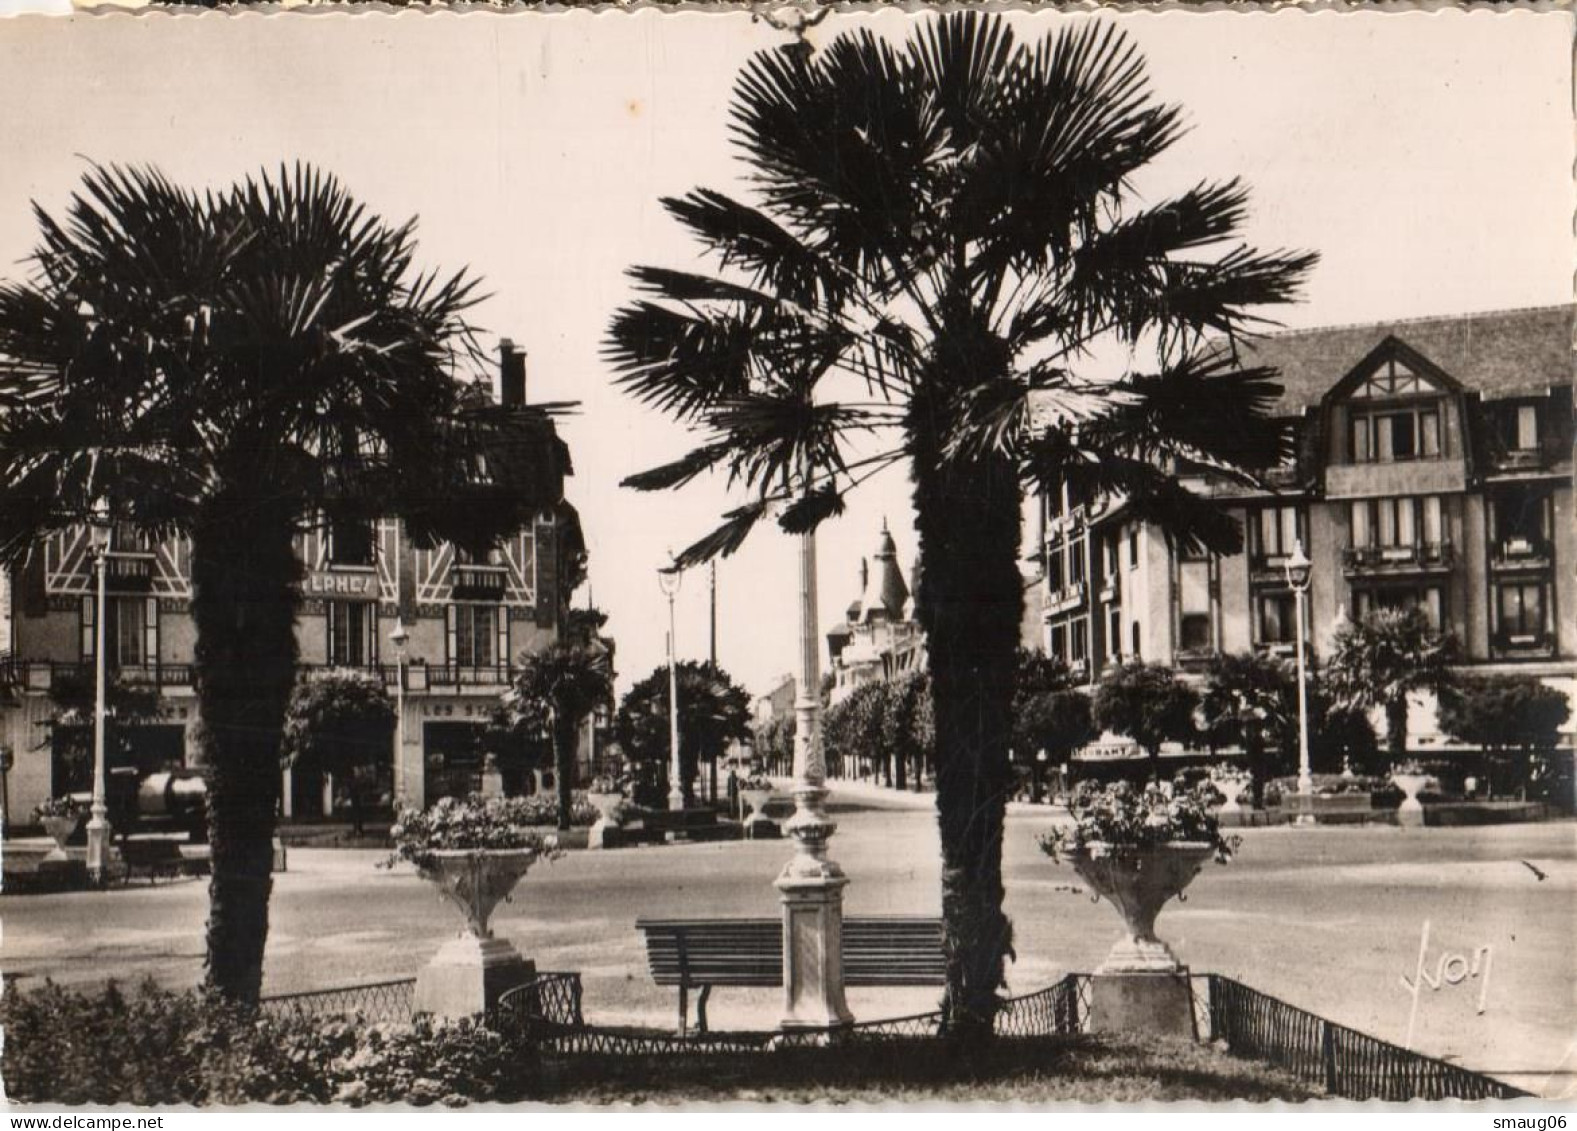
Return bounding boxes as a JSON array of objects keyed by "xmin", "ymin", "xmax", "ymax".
[
  {"xmin": 1071, "ymin": 842, "xmax": 1215, "ymax": 974},
  {"xmin": 1071, "ymin": 842, "xmax": 1215, "ymax": 1039},
  {"xmin": 740, "ymin": 787, "xmax": 778, "ymax": 839},
  {"xmin": 40, "ymin": 813, "xmax": 83, "ymax": 863},
  {"xmin": 1215, "ymin": 775, "xmax": 1253, "ymax": 817},
  {"xmin": 585, "ymin": 791, "xmax": 624, "ymax": 850},
  {"xmin": 412, "ymin": 848, "xmax": 540, "ymax": 1019},
  {"xmin": 1390, "ymin": 771, "xmax": 1432, "ymax": 828}
]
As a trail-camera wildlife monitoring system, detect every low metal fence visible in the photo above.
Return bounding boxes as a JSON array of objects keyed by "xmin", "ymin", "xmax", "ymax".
[
  {"xmin": 1200, "ymin": 975, "xmax": 1528, "ymax": 1101},
  {"xmin": 259, "ymin": 977, "xmax": 415, "ymax": 1024}
]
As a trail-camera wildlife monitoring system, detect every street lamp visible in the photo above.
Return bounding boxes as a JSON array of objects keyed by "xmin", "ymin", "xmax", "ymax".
[
  {"xmin": 1284, "ymin": 539, "xmax": 1315, "ymax": 827},
  {"xmin": 657, "ymin": 556, "xmax": 684, "ymax": 811},
  {"xmin": 389, "ymin": 619, "xmax": 409, "ymax": 807},
  {"xmin": 85, "ymin": 501, "xmax": 112, "ymax": 883}
]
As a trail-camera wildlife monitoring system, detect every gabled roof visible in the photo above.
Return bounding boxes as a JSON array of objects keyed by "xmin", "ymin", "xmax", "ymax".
[{"xmin": 1222, "ymin": 304, "xmax": 1572, "ymax": 415}]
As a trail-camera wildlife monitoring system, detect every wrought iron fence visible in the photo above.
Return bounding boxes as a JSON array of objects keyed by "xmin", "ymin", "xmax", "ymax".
[
  {"xmin": 258, "ymin": 978, "xmax": 415, "ymax": 1024},
  {"xmin": 1201, "ymin": 975, "xmax": 1528, "ymax": 1101}
]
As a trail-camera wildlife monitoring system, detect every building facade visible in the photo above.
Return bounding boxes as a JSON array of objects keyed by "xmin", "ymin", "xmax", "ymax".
[
  {"xmin": 0, "ymin": 342, "xmax": 585, "ymax": 823},
  {"xmin": 825, "ymin": 522, "xmax": 926, "ymax": 705},
  {"xmin": 1030, "ymin": 305, "xmax": 1576, "ymax": 755}
]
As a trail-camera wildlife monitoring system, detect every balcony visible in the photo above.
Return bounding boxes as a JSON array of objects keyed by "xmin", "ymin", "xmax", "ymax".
[
  {"xmin": 1489, "ymin": 537, "xmax": 1552, "ymax": 572},
  {"xmin": 427, "ymin": 663, "xmax": 514, "ymax": 688},
  {"xmin": 1043, "ymin": 581, "xmax": 1088, "ymax": 617},
  {"xmin": 1484, "ymin": 438, "xmax": 1567, "ymax": 478},
  {"xmin": 1248, "ymin": 554, "xmax": 1294, "ymax": 586},
  {"xmin": 451, "ymin": 563, "xmax": 509, "ymax": 600},
  {"xmin": 1341, "ymin": 541, "xmax": 1455, "ymax": 576},
  {"xmin": 105, "ymin": 552, "xmax": 155, "ymax": 591},
  {"xmin": 1490, "ymin": 631, "xmax": 1556, "ymax": 659},
  {"xmin": 1175, "ymin": 647, "xmax": 1219, "ymax": 673}
]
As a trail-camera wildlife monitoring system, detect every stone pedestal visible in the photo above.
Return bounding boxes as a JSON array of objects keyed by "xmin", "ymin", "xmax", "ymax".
[
  {"xmin": 776, "ymin": 864, "xmax": 852, "ymax": 1031},
  {"xmin": 1392, "ymin": 773, "xmax": 1429, "ymax": 828},
  {"xmin": 1089, "ymin": 972, "xmax": 1196, "ymax": 1039},
  {"xmin": 413, "ymin": 934, "xmax": 535, "ymax": 1020},
  {"xmin": 586, "ymin": 793, "xmax": 622, "ymax": 850}
]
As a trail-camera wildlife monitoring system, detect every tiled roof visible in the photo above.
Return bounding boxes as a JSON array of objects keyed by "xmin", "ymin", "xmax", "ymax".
[{"xmin": 1221, "ymin": 305, "xmax": 1573, "ymax": 415}]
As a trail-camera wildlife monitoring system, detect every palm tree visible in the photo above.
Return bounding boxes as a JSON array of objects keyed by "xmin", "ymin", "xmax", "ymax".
[
  {"xmin": 615, "ymin": 661, "xmax": 753, "ymax": 806},
  {"xmin": 503, "ymin": 639, "xmax": 615, "ymax": 830},
  {"xmin": 604, "ymin": 13, "xmax": 1315, "ymax": 1035},
  {"xmin": 0, "ymin": 164, "xmax": 567, "ymax": 1004},
  {"xmin": 1092, "ymin": 661, "xmax": 1199, "ymax": 783},
  {"xmin": 1326, "ymin": 608, "xmax": 1458, "ymax": 765}
]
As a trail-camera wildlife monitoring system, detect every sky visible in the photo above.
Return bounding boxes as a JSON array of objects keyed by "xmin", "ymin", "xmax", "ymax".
[{"xmin": 0, "ymin": 8, "xmax": 1570, "ymax": 700}]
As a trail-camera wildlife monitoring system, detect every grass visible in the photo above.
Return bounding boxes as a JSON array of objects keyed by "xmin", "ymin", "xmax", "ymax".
[{"xmin": 532, "ymin": 1033, "xmax": 1325, "ymax": 1105}]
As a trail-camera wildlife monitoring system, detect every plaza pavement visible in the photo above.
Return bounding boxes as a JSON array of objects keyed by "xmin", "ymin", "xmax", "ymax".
[{"xmin": 2, "ymin": 793, "xmax": 1572, "ymax": 1097}]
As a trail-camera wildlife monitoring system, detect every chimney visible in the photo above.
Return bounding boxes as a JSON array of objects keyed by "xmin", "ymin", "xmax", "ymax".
[{"xmin": 498, "ymin": 338, "xmax": 526, "ymax": 407}]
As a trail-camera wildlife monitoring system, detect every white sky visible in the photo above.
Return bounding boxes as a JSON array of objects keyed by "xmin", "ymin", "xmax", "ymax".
[{"xmin": 0, "ymin": 8, "xmax": 1570, "ymax": 699}]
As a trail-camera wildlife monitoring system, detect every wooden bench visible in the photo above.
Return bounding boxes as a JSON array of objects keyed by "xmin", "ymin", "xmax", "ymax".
[
  {"xmin": 119, "ymin": 839, "xmax": 185, "ymax": 884},
  {"xmin": 635, "ymin": 916, "xmax": 946, "ymax": 1034}
]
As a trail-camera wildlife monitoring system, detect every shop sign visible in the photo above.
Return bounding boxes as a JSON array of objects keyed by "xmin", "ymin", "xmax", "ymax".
[{"xmin": 304, "ymin": 570, "xmax": 378, "ymax": 598}]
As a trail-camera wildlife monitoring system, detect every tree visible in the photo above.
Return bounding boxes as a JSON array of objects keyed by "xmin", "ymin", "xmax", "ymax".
[
  {"xmin": 1092, "ymin": 661, "xmax": 1199, "ymax": 783},
  {"xmin": 280, "ymin": 670, "xmax": 395, "ymax": 836},
  {"xmin": 1013, "ymin": 689, "xmax": 1094, "ymax": 802},
  {"xmin": 0, "ymin": 165, "xmax": 568, "ymax": 1003},
  {"xmin": 882, "ymin": 670, "xmax": 935, "ymax": 792},
  {"xmin": 1439, "ymin": 675, "xmax": 1571, "ymax": 798},
  {"xmin": 604, "ymin": 13, "xmax": 1314, "ymax": 1035},
  {"xmin": 502, "ymin": 639, "xmax": 615, "ymax": 830},
  {"xmin": 1200, "ymin": 652, "xmax": 1296, "ymax": 807},
  {"xmin": 1325, "ymin": 608, "xmax": 1458, "ymax": 765},
  {"xmin": 616, "ymin": 661, "xmax": 752, "ymax": 806}
]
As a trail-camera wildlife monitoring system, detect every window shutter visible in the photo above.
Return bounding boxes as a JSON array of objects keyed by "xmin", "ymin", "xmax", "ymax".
[
  {"xmin": 1351, "ymin": 501, "xmax": 1369, "ymax": 548},
  {"xmin": 446, "ymin": 605, "xmax": 458, "ymax": 667},
  {"xmin": 1422, "ymin": 497, "xmax": 1442, "ymax": 546},
  {"xmin": 145, "ymin": 596, "xmax": 159, "ymax": 666},
  {"xmin": 496, "ymin": 606, "xmax": 509, "ymax": 671}
]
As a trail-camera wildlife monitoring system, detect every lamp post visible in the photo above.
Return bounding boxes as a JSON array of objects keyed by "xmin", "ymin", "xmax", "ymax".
[
  {"xmin": 85, "ymin": 503, "xmax": 112, "ymax": 883},
  {"xmin": 658, "ymin": 556, "xmax": 684, "ymax": 811},
  {"xmin": 775, "ymin": 483, "xmax": 852, "ymax": 1032},
  {"xmin": 390, "ymin": 619, "xmax": 409, "ymax": 806},
  {"xmin": 1284, "ymin": 540, "xmax": 1315, "ymax": 827}
]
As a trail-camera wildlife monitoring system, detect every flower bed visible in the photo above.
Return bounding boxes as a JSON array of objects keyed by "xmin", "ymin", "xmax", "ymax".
[{"xmin": 385, "ymin": 794, "xmax": 563, "ymax": 872}]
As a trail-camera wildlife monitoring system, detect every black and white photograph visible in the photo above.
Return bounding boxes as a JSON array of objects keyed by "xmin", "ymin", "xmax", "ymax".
[{"xmin": 0, "ymin": 2, "xmax": 1571, "ymax": 1111}]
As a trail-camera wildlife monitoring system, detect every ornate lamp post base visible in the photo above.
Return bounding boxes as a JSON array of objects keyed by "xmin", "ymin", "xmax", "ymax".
[{"xmin": 775, "ymin": 787, "xmax": 852, "ymax": 1031}]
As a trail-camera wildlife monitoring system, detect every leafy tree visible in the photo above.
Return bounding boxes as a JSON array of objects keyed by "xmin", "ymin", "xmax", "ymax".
[
  {"xmin": 1325, "ymin": 608, "xmax": 1458, "ymax": 765},
  {"xmin": 1200, "ymin": 652, "xmax": 1295, "ymax": 807},
  {"xmin": 616, "ymin": 661, "xmax": 752, "ymax": 806},
  {"xmin": 821, "ymin": 680, "xmax": 889, "ymax": 782},
  {"xmin": 604, "ymin": 13, "xmax": 1314, "ymax": 1034},
  {"xmin": 280, "ymin": 670, "xmax": 394, "ymax": 835},
  {"xmin": 882, "ymin": 670, "xmax": 935, "ymax": 792},
  {"xmin": 1013, "ymin": 688, "xmax": 1094, "ymax": 802},
  {"xmin": 0, "ymin": 165, "xmax": 567, "ymax": 1003},
  {"xmin": 1439, "ymin": 675, "xmax": 1571, "ymax": 799},
  {"xmin": 1092, "ymin": 661, "xmax": 1199, "ymax": 783},
  {"xmin": 502, "ymin": 638, "xmax": 614, "ymax": 830}
]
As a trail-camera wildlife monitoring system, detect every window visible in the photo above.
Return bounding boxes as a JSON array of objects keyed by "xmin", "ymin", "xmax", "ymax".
[
  {"xmin": 1047, "ymin": 550, "xmax": 1064, "ymax": 593},
  {"xmin": 1128, "ymin": 529, "xmax": 1139, "ymax": 569},
  {"xmin": 1350, "ymin": 497, "xmax": 1443, "ymax": 550},
  {"xmin": 1068, "ymin": 536, "xmax": 1086, "ymax": 585},
  {"xmin": 1491, "ymin": 491, "xmax": 1550, "ymax": 552},
  {"xmin": 1500, "ymin": 403, "xmax": 1540, "ymax": 451},
  {"xmin": 1496, "ymin": 583, "xmax": 1545, "ymax": 640},
  {"xmin": 1102, "ymin": 536, "xmax": 1118, "ymax": 577},
  {"xmin": 1130, "ymin": 621, "xmax": 1141, "ymax": 657},
  {"xmin": 1351, "ymin": 406, "xmax": 1441, "ymax": 463},
  {"xmin": 1353, "ymin": 586, "xmax": 1444, "ymax": 631},
  {"xmin": 449, "ymin": 604, "xmax": 502, "ymax": 668},
  {"xmin": 328, "ymin": 518, "xmax": 374, "ymax": 566},
  {"xmin": 1107, "ymin": 607, "xmax": 1122, "ymax": 660},
  {"xmin": 1071, "ymin": 619, "xmax": 1088, "ymax": 663},
  {"xmin": 82, "ymin": 595, "xmax": 158, "ymax": 667},
  {"xmin": 327, "ymin": 600, "xmax": 377, "ymax": 666},
  {"xmin": 1253, "ymin": 506, "xmax": 1302, "ymax": 562},
  {"xmin": 1178, "ymin": 560, "xmax": 1211, "ymax": 651},
  {"xmin": 1049, "ymin": 623, "xmax": 1067, "ymax": 663},
  {"xmin": 1257, "ymin": 592, "xmax": 1297, "ymax": 645}
]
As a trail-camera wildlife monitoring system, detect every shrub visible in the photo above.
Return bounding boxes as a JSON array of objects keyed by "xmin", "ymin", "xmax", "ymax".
[
  {"xmin": 0, "ymin": 979, "xmax": 541, "ymax": 1106},
  {"xmin": 1039, "ymin": 781, "xmax": 1238, "ymax": 864},
  {"xmin": 385, "ymin": 794, "xmax": 563, "ymax": 871}
]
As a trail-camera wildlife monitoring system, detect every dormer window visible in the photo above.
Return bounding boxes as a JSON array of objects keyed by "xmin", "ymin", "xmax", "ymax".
[
  {"xmin": 1346, "ymin": 357, "xmax": 1445, "ymax": 463},
  {"xmin": 1499, "ymin": 403, "xmax": 1539, "ymax": 452}
]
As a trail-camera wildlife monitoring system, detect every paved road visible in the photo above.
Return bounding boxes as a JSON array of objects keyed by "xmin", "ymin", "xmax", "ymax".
[{"xmin": 4, "ymin": 800, "xmax": 1572, "ymax": 1096}]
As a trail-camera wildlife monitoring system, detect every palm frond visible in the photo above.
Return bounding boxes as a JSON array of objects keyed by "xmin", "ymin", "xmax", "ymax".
[
  {"xmin": 778, "ymin": 484, "xmax": 846, "ymax": 534},
  {"xmin": 672, "ymin": 499, "xmax": 775, "ymax": 569},
  {"xmin": 621, "ymin": 442, "xmax": 734, "ymax": 492}
]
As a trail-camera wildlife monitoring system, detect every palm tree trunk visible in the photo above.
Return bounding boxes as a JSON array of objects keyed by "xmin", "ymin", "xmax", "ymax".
[
  {"xmin": 193, "ymin": 494, "xmax": 300, "ymax": 1006},
  {"xmin": 553, "ymin": 709, "xmax": 577, "ymax": 831},
  {"xmin": 1386, "ymin": 699, "xmax": 1409, "ymax": 763},
  {"xmin": 911, "ymin": 430, "xmax": 1021, "ymax": 1043}
]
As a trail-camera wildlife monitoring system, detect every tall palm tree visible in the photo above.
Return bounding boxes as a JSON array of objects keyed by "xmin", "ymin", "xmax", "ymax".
[
  {"xmin": 605, "ymin": 13, "xmax": 1316, "ymax": 1036},
  {"xmin": 1200, "ymin": 651, "xmax": 1297, "ymax": 807},
  {"xmin": 1326, "ymin": 607, "xmax": 1458, "ymax": 764},
  {"xmin": 504, "ymin": 639, "xmax": 615, "ymax": 830},
  {"xmin": 0, "ymin": 164, "xmax": 567, "ymax": 1004}
]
